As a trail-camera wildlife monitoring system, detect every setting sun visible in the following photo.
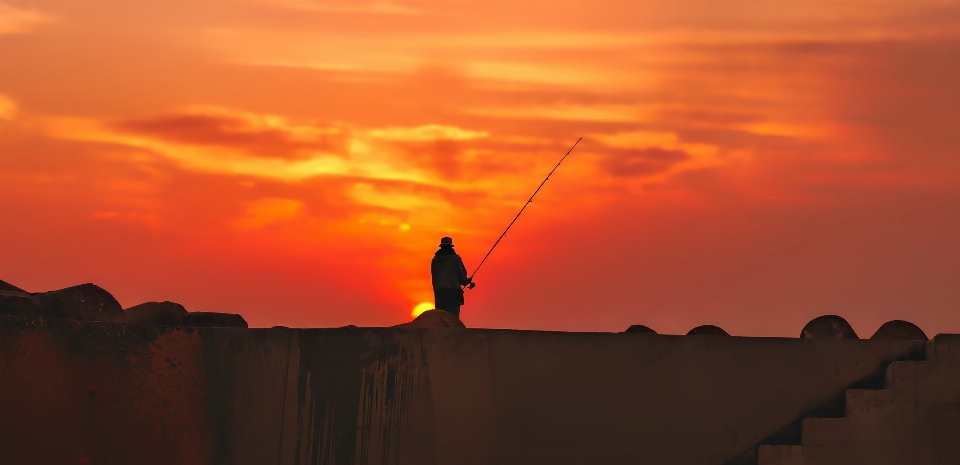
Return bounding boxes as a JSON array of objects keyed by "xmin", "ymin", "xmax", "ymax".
[{"xmin": 411, "ymin": 302, "xmax": 434, "ymax": 319}]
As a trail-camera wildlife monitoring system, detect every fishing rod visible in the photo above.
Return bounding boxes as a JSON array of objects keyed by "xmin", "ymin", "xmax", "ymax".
[{"xmin": 467, "ymin": 137, "xmax": 582, "ymax": 287}]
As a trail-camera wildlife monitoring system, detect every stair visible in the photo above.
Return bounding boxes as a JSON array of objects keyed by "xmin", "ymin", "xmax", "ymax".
[{"xmin": 756, "ymin": 335, "xmax": 960, "ymax": 465}]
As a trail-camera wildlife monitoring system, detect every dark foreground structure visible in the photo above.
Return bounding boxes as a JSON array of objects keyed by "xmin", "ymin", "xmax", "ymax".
[{"xmin": 1, "ymin": 314, "xmax": 958, "ymax": 465}]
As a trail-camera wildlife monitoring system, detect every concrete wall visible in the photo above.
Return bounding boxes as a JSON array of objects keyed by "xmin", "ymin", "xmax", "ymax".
[
  {"xmin": 0, "ymin": 316, "xmax": 934, "ymax": 465},
  {"xmin": 0, "ymin": 318, "xmax": 214, "ymax": 464},
  {"xmin": 759, "ymin": 335, "xmax": 960, "ymax": 465}
]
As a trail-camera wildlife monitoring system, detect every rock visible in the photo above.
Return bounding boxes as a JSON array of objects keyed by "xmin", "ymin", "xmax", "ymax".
[
  {"xmin": 31, "ymin": 283, "xmax": 123, "ymax": 322},
  {"xmin": 0, "ymin": 290, "xmax": 44, "ymax": 317},
  {"xmin": 395, "ymin": 309, "xmax": 466, "ymax": 329},
  {"xmin": 801, "ymin": 315, "xmax": 858, "ymax": 339},
  {"xmin": 624, "ymin": 324, "xmax": 657, "ymax": 334},
  {"xmin": 116, "ymin": 301, "xmax": 188, "ymax": 326},
  {"xmin": 0, "ymin": 279, "xmax": 27, "ymax": 293},
  {"xmin": 871, "ymin": 320, "xmax": 928, "ymax": 341},
  {"xmin": 687, "ymin": 325, "xmax": 730, "ymax": 336},
  {"xmin": 182, "ymin": 312, "xmax": 248, "ymax": 328}
]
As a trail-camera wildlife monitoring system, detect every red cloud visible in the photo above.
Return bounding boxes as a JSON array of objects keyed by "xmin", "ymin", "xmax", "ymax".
[
  {"xmin": 113, "ymin": 111, "xmax": 349, "ymax": 160},
  {"xmin": 600, "ymin": 147, "xmax": 690, "ymax": 177}
]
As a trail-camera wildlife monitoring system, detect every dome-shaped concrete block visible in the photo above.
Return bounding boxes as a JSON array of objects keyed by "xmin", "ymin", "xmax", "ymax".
[
  {"xmin": 1, "ymin": 279, "xmax": 42, "ymax": 317},
  {"xmin": 396, "ymin": 309, "xmax": 466, "ymax": 329},
  {"xmin": 871, "ymin": 320, "xmax": 928, "ymax": 341},
  {"xmin": 801, "ymin": 315, "xmax": 858, "ymax": 339},
  {"xmin": 0, "ymin": 279, "xmax": 27, "ymax": 293},
  {"xmin": 0, "ymin": 290, "xmax": 44, "ymax": 317},
  {"xmin": 182, "ymin": 312, "xmax": 248, "ymax": 328},
  {"xmin": 32, "ymin": 283, "xmax": 123, "ymax": 322},
  {"xmin": 624, "ymin": 324, "xmax": 657, "ymax": 334},
  {"xmin": 687, "ymin": 325, "xmax": 729, "ymax": 336},
  {"xmin": 117, "ymin": 301, "xmax": 189, "ymax": 326}
]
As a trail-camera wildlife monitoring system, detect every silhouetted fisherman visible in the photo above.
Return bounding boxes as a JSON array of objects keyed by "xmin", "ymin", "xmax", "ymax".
[{"xmin": 431, "ymin": 237, "xmax": 474, "ymax": 317}]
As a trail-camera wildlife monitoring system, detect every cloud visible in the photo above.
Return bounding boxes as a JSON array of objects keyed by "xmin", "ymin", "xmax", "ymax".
[
  {"xmin": 467, "ymin": 103, "xmax": 651, "ymax": 123},
  {"xmin": 0, "ymin": 3, "xmax": 55, "ymax": 35},
  {"xmin": 465, "ymin": 61, "xmax": 642, "ymax": 89},
  {"xmin": 263, "ymin": 0, "xmax": 420, "ymax": 15},
  {"xmin": 93, "ymin": 210, "xmax": 162, "ymax": 232},
  {"xmin": 113, "ymin": 107, "xmax": 347, "ymax": 159},
  {"xmin": 43, "ymin": 115, "xmax": 351, "ymax": 182},
  {"xmin": 0, "ymin": 94, "xmax": 16, "ymax": 120},
  {"xmin": 234, "ymin": 197, "xmax": 303, "ymax": 230},
  {"xmin": 601, "ymin": 147, "xmax": 691, "ymax": 177},
  {"xmin": 592, "ymin": 130, "xmax": 733, "ymax": 180},
  {"xmin": 43, "ymin": 107, "xmax": 500, "ymax": 187},
  {"xmin": 367, "ymin": 124, "xmax": 488, "ymax": 141}
]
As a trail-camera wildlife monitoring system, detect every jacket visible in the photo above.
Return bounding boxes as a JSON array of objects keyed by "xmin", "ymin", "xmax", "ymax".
[{"xmin": 431, "ymin": 248, "xmax": 469, "ymax": 289}]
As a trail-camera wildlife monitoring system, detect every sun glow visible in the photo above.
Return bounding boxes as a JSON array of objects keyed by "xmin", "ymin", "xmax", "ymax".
[{"xmin": 411, "ymin": 302, "xmax": 434, "ymax": 318}]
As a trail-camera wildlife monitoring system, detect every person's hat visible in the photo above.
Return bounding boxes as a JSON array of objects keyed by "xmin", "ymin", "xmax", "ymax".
[{"xmin": 439, "ymin": 237, "xmax": 454, "ymax": 246}]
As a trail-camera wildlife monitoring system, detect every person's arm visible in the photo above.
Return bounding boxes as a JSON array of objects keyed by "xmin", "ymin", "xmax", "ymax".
[{"xmin": 457, "ymin": 256, "xmax": 475, "ymax": 288}]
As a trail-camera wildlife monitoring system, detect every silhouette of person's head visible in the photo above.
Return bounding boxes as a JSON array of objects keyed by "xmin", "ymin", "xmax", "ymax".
[{"xmin": 439, "ymin": 236, "xmax": 454, "ymax": 248}]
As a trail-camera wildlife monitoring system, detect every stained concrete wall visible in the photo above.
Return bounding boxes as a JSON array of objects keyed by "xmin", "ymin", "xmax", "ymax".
[
  {"xmin": 0, "ymin": 317, "xmax": 214, "ymax": 464},
  {"xmin": 759, "ymin": 335, "xmax": 960, "ymax": 465},
  {"xmin": 0, "ymin": 316, "xmax": 935, "ymax": 465}
]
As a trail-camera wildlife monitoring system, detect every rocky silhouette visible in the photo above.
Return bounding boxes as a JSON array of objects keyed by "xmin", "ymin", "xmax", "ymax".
[
  {"xmin": 32, "ymin": 284, "xmax": 124, "ymax": 322},
  {"xmin": 116, "ymin": 301, "xmax": 189, "ymax": 326},
  {"xmin": 800, "ymin": 314, "xmax": 859, "ymax": 339},
  {"xmin": 0, "ymin": 280, "xmax": 43, "ymax": 317},
  {"xmin": 871, "ymin": 319, "xmax": 928, "ymax": 341},
  {"xmin": 181, "ymin": 312, "xmax": 247, "ymax": 328},
  {"xmin": 0, "ymin": 279, "xmax": 26, "ymax": 293},
  {"xmin": 0, "ymin": 279, "xmax": 246, "ymax": 328}
]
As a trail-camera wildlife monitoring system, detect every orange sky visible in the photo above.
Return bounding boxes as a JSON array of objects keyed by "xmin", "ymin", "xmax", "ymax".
[{"xmin": 1, "ymin": 0, "xmax": 959, "ymax": 335}]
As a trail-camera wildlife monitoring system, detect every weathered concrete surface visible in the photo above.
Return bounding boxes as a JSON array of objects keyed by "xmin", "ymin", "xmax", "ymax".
[
  {"xmin": 32, "ymin": 283, "xmax": 124, "ymax": 321},
  {"xmin": 687, "ymin": 324, "xmax": 730, "ymax": 336},
  {"xmin": 623, "ymin": 324, "xmax": 657, "ymax": 334},
  {"xmin": 758, "ymin": 335, "xmax": 960, "ymax": 465},
  {"xmin": 0, "ymin": 288, "xmax": 44, "ymax": 317},
  {"xmin": 800, "ymin": 315, "xmax": 859, "ymax": 339},
  {"xmin": 0, "ymin": 279, "xmax": 26, "ymax": 293},
  {"xmin": 117, "ymin": 301, "xmax": 189, "ymax": 326},
  {"xmin": 395, "ymin": 309, "xmax": 465, "ymax": 328},
  {"xmin": 0, "ymin": 279, "xmax": 247, "ymax": 329},
  {"xmin": 871, "ymin": 319, "xmax": 929, "ymax": 341},
  {"xmin": 0, "ymin": 317, "xmax": 214, "ymax": 464},
  {"xmin": 0, "ymin": 316, "xmax": 942, "ymax": 465},
  {"xmin": 182, "ymin": 311, "xmax": 248, "ymax": 328}
]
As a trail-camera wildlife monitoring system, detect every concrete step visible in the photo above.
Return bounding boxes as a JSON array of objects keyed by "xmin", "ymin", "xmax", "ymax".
[
  {"xmin": 845, "ymin": 388, "xmax": 894, "ymax": 417},
  {"xmin": 758, "ymin": 445, "xmax": 801, "ymax": 465},
  {"xmin": 801, "ymin": 417, "xmax": 848, "ymax": 446},
  {"xmin": 929, "ymin": 334, "xmax": 960, "ymax": 362},
  {"xmin": 885, "ymin": 361, "xmax": 920, "ymax": 392}
]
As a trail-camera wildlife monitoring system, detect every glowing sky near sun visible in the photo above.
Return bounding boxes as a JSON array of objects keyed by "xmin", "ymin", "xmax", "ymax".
[{"xmin": 1, "ymin": 0, "xmax": 959, "ymax": 335}]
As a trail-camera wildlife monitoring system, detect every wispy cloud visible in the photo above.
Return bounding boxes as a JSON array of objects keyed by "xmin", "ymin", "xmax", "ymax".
[
  {"xmin": 0, "ymin": 94, "xmax": 16, "ymax": 120},
  {"xmin": 592, "ymin": 130, "xmax": 732, "ymax": 181},
  {"xmin": 40, "ymin": 107, "xmax": 501, "ymax": 187},
  {"xmin": 0, "ymin": 2, "xmax": 56, "ymax": 35},
  {"xmin": 234, "ymin": 197, "xmax": 304, "ymax": 231},
  {"xmin": 367, "ymin": 124, "xmax": 488, "ymax": 142},
  {"xmin": 113, "ymin": 106, "xmax": 347, "ymax": 160},
  {"xmin": 262, "ymin": 0, "xmax": 420, "ymax": 15}
]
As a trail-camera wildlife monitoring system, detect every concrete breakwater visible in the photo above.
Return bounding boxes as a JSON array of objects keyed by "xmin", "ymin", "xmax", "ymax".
[{"xmin": 3, "ymin": 316, "xmax": 955, "ymax": 464}]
